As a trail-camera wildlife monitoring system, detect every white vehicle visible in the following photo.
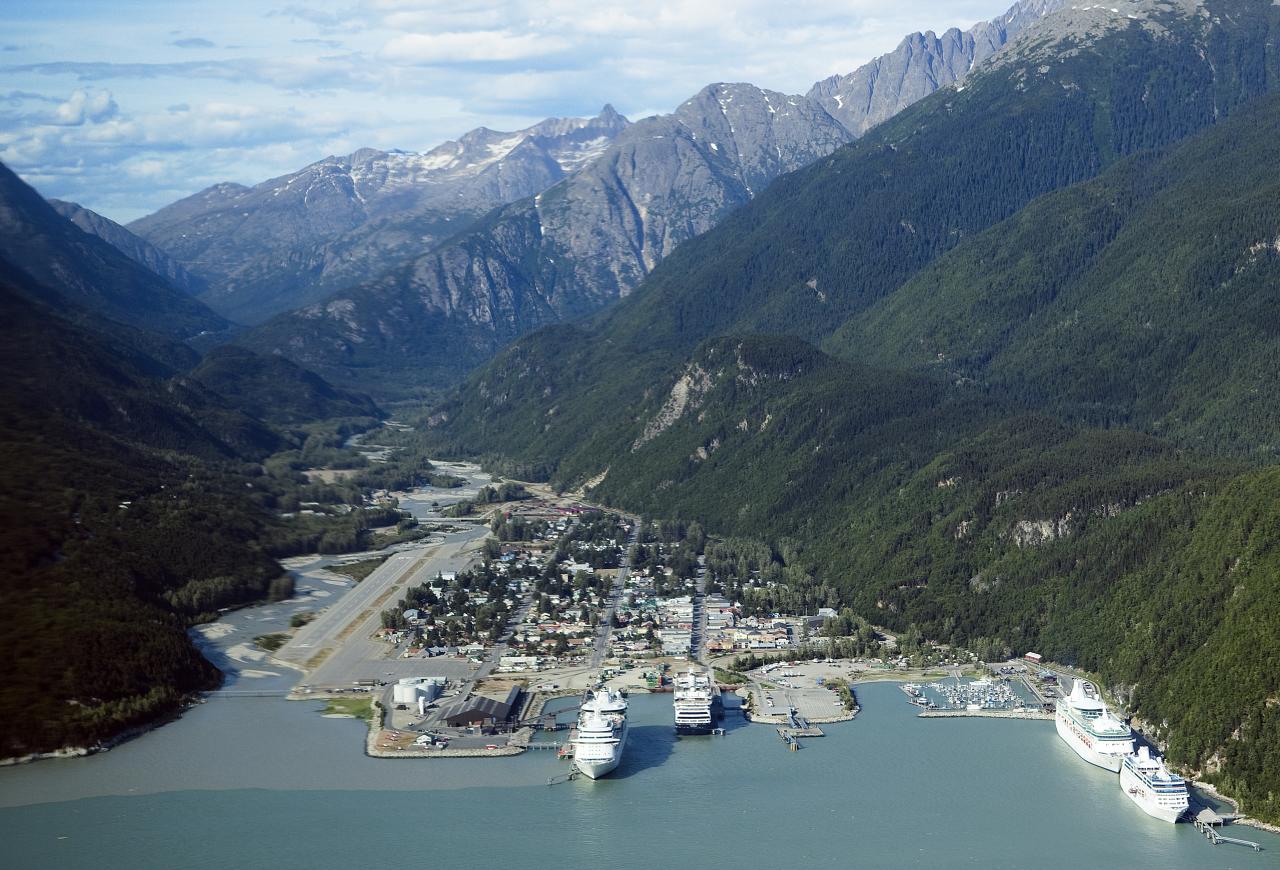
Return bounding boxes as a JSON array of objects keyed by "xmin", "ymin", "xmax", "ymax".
[
  {"xmin": 573, "ymin": 687, "xmax": 629, "ymax": 779},
  {"xmin": 1055, "ymin": 681, "xmax": 1134, "ymax": 772},
  {"xmin": 1120, "ymin": 747, "xmax": 1188, "ymax": 823}
]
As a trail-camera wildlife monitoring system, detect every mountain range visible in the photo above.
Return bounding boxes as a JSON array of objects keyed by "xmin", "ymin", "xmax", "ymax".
[
  {"xmin": 127, "ymin": 107, "xmax": 632, "ymax": 325},
  {"xmin": 423, "ymin": 0, "xmax": 1280, "ymax": 825},
  {"xmin": 95, "ymin": 0, "xmax": 1065, "ymax": 395},
  {"xmin": 4, "ymin": 0, "xmax": 1280, "ymax": 830}
]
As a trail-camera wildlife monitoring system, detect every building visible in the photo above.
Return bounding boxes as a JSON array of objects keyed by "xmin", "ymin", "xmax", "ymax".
[
  {"xmin": 498, "ymin": 655, "xmax": 541, "ymax": 671},
  {"xmin": 437, "ymin": 686, "xmax": 523, "ymax": 728},
  {"xmin": 391, "ymin": 677, "xmax": 444, "ymax": 706},
  {"xmin": 1025, "ymin": 652, "xmax": 1043, "ymax": 664}
]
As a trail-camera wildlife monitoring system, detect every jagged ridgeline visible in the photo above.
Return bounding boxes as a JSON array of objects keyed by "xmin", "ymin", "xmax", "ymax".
[
  {"xmin": 426, "ymin": 0, "xmax": 1280, "ymax": 823},
  {"xmin": 221, "ymin": 0, "xmax": 1063, "ymax": 396}
]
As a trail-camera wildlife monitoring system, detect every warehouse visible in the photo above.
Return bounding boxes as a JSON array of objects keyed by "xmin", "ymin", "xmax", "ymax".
[{"xmin": 438, "ymin": 686, "xmax": 523, "ymax": 728}]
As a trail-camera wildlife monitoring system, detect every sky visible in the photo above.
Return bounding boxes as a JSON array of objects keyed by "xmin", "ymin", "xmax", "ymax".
[{"xmin": 1, "ymin": 0, "xmax": 1009, "ymax": 223}]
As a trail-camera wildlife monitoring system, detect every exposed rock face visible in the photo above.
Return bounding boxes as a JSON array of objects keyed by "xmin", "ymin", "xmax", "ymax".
[
  {"xmin": 242, "ymin": 84, "xmax": 853, "ymax": 389},
  {"xmin": 163, "ymin": 0, "xmax": 1069, "ymax": 388},
  {"xmin": 808, "ymin": 0, "xmax": 1066, "ymax": 135},
  {"xmin": 128, "ymin": 107, "xmax": 631, "ymax": 324},
  {"xmin": 634, "ymin": 363, "xmax": 715, "ymax": 450},
  {"xmin": 48, "ymin": 198, "xmax": 207, "ymax": 296},
  {"xmin": 1011, "ymin": 514, "xmax": 1074, "ymax": 547}
]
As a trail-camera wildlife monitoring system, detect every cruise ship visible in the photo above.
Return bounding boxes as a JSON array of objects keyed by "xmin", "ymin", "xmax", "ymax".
[
  {"xmin": 1120, "ymin": 747, "xmax": 1189, "ymax": 822},
  {"xmin": 672, "ymin": 667, "xmax": 721, "ymax": 734},
  {"xmin": 572, "ymin": 687, "xmax": 629, "ymax": 779},
  {"xmin": 1055, "ymin": 680, "xmax": 1134, "ymax": 772}
]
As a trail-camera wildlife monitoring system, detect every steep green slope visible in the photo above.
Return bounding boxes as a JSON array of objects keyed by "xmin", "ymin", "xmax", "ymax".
[
  {"xmin": 0, "ymin": 281, "xmax": 275, "ymax": 754},
  {"xmin": 436, "ymin": 0, "xmax": 1280, "ymax": 468},
  {"xmin": 835, "ymin": 90, "xmax": 1280, "ymax": 454},
  {"xmin": 187, "ymin": 345, "xmax": 381, "ymax": 427},
  {"xmin": 0, "ymin": 162, "xmax": 228, "ymax": 340},
  {"xmin": 0, "ymin": 248, "xmax": 381, "ymax": 755},
  {"xmin": 421, "ymin": 0, "xmax": 1280, "ymax": 823}
]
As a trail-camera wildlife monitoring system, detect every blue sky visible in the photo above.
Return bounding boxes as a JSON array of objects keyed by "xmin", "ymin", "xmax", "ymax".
[{"xmin": 2, "ymin": 0, "xmax": 1008, "ymax": 222}]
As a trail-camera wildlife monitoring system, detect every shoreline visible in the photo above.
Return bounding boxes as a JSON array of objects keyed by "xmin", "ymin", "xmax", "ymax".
[{"xmin": 1191, "ymin": 779, "xmax": 1280, "ymax": 834}]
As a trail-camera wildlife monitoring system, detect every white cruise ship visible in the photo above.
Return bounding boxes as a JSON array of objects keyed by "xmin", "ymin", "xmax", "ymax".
[
  {"xmin": 1055, "ymin": 680, "xmax": 1134, "ymax": 772},
  {"xmin": 572, "ymin": 687, "xmax": 629, "ymax": 779},
  {"xmin": 672, "ymin": 667, "xmax": 720, "ymax": 734},
  {"xmin": 1120, "ymin": 747, "xmax": 1189, "ymax": 822}
]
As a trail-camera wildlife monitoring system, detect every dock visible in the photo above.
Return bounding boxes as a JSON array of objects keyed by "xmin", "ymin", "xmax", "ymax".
[
  {"xmin": 777, "ymin": 725, "xmax": 824, "ymax": 738},
  {"xmin": 1192, "ymin": 808, "xmax": 1262, "ymax": 851},
  {"xmin": 918, "ymin": 709, "xmax": 1053, "ymax": 720},
  {"xmin": 777, "ymin": 709, "xmax": 824, "ymax": 748}
]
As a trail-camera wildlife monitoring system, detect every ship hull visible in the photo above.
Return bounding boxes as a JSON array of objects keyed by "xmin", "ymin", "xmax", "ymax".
[
  {"xmin": 1056, "ymin": 710, "xmax": 1124, "ymax": 772},
  {"xmin": 573, "ymin": 722, "xmax": 628, "ymax": 779},
  {"xmin": 575, "ymin": 756, "xmax": 620, "ymax": 779},
  {"xmin": 1120, "ymin": 763, "xmax": 1187, "ymax": 823},
  {"xmin": 675, "ymin": 723, "xmax": 713, "ymax": 735}
]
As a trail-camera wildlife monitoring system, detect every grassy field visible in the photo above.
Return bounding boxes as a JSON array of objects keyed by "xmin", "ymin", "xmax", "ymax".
[{"xmin": 322, "ymin": 697, "xmax": 377, "ymax": 723}]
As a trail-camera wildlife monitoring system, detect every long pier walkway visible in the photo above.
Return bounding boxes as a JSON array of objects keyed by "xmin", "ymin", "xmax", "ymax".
[{"xmin": 1192, "ymin": 809, "xmax": 1262, "ymax": 851}]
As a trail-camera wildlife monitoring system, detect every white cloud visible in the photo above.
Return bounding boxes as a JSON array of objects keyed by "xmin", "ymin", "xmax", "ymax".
[
  {"xmin": 2, "ymin": 0, "xmax": 1011, "ymax": 220},
  {"xmin": 53, "ymin": 88, "xmax": 118, "ymax": 126},
  {"xmin": 381, "ymin": 30, "xmax": 571, "ymax": 63}
]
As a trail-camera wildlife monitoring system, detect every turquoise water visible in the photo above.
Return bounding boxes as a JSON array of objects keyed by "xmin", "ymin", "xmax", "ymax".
[{"xmin": 0, "ymin": 682, "xmax": 1274, "ymax": 869}]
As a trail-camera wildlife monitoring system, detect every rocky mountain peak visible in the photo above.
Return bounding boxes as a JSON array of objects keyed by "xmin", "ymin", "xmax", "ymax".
[{"xmin": 807, "ymin": 0, "xmax": 1067, "ymax": 135}]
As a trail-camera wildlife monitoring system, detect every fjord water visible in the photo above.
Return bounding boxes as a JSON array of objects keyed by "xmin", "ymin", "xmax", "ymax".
[{"xmin": 1, "ymin": 681, "xmax": 1275, "ymax": 870}]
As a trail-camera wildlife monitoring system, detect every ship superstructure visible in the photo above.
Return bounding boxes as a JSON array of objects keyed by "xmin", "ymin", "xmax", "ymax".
[
  {"xmin": 1120, "ymin": 747, "xmax": 1189, "ymax": 823},
  {"xmin": 572, "ymin": 687, "xmax": 629, "ymax": 779},
  {"xmin": 1055, "ymin": 680, "xmax": 1134, "ymax": 772},
  {"xmin": 672, "ymin": 667, "xmax": 720, "ymax": 734}
]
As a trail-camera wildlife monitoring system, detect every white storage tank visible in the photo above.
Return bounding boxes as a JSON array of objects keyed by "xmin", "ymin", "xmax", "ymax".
[{"xmin": 392, "ymin": 677, "xmax": 443, "ymax": 705}]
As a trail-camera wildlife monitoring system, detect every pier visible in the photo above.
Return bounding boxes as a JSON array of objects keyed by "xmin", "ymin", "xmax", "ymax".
[
  {"xmin": 917, "ymin": 709, "xmax": 1052, "ymax": 720},
  {"xmin": 547, "ymin": 769, "xmax": 580, "ymax": 786},
  {"xmin": 1192, "ymin": 808, "xmax": 1262, "ymax": 851},
  {"xmin": 777, "ymin": 709, "xmax": 825, "ymax": 748}
]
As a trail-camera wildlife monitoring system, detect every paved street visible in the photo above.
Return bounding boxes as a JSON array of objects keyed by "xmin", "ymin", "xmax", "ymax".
[{"xmin": 588, "ymin": 518, "xmax": 638, "ymax": 670}]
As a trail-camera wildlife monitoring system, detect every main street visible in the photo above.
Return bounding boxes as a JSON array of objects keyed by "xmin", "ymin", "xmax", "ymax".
[{"xmin": 588, "ymin": 517, "xmax": 639, "ymax": 670}]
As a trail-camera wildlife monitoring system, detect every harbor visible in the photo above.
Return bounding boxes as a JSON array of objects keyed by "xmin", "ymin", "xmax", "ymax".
[
  {"xmin": 4, "ymin": 457, "xmax": 1267, "ymax": 865},
  {"xmin": 4, "ymin": 682, "xmax": 1276, "ymax": 870}
]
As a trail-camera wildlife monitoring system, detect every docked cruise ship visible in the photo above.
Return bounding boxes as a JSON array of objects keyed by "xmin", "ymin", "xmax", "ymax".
[
  {"xmin": 672, "ymin": 667, "xmax": 721, "ymax": 734},
  {"xmin": 572, "ymin": 687, "xmax": 629, "ymax": 779},
  {"xmin": 1055, "ymin": 680, "xmax": 1134, "ymax": 772},
  {"xmin": 1120, "ymin": 746, "xmax": 1189, "ymax": 823}
]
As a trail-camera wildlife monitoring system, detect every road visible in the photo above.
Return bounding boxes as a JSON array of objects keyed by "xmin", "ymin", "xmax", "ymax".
[
  {"xmin": 274, "ymin": 526, "xmax": 489, "ymax": 688},
  {"xmin": 588, "ymin": 518, "xmax": 639, "ymax": 671},
  {"xmin": 693, "ymin": 559, "xmax": 708, "ymax": 664},
  {"xmin": 440, "ymin": 583, "xmax": 539, "ymax": 718}
]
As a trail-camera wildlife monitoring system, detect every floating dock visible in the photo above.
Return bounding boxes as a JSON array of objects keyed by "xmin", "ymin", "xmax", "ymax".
[{"xmin": 918, "ymin": 709, "xmax": 1053, "ymax": 720}]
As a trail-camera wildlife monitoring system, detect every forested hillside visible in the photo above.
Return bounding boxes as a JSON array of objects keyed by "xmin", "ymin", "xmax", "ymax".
[
  {"xmin": 424, "ymin": 0, "xmax": 1280, "ymax": 823},
  {"xmin": 0, "ymin": 169, "xmax": 393, "ymax": 756},
  {"xmin": 834, "ymin": 90, "xmax": 1280, "ymax": 454}
]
